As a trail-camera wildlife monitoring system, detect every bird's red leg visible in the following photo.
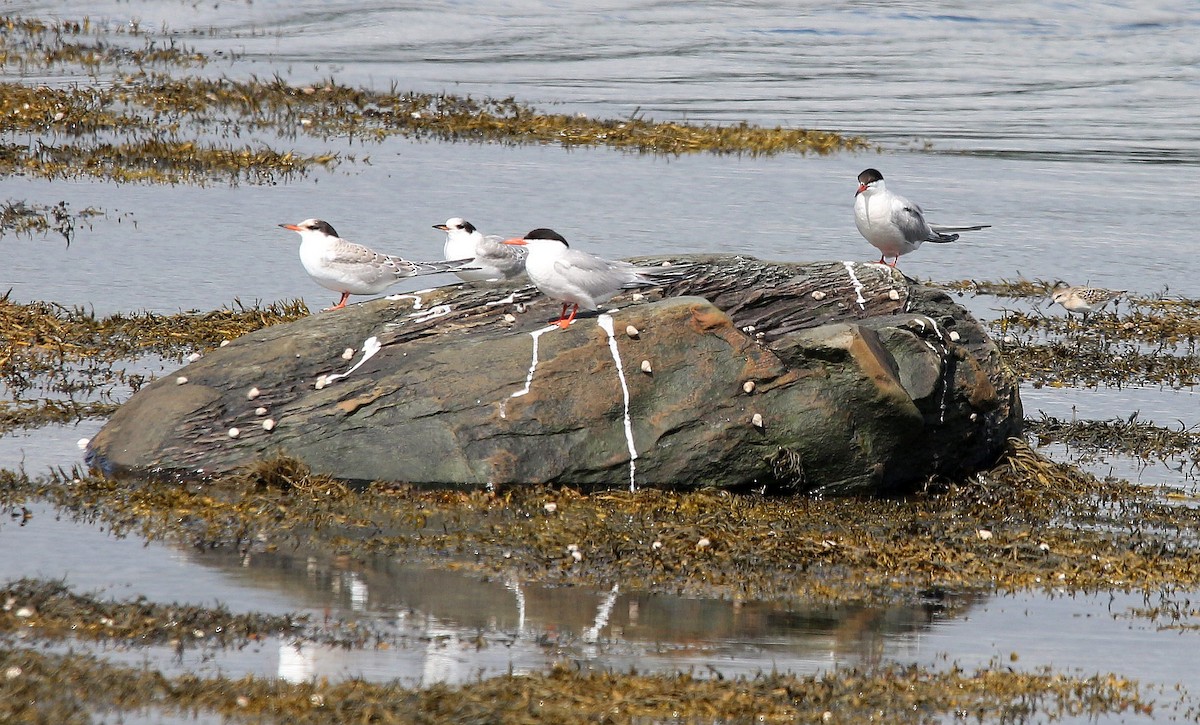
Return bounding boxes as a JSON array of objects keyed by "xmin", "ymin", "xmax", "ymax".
[
  {"xmin": 878, "ymin": 254, "xmax": 886, "ymax": 264},
  {"xmin": 326, "ymin": 292, "xmax": 351, "ymax": 311},
  {"xmin": 557, "ymin": 303, "xmax": 579, "ymax": 330},
  {"xmin": 550, "ymin": 302, "xmax": 569, "ymax": 325},
  {"xmin": 888, "ymin": 257, "xmax": 899, "ymax": 268}
]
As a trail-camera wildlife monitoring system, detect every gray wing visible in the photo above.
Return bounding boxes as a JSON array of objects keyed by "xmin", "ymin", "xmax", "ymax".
[
  {"xmin": 475, "ymin": 234, "xmax": 528, "ymax": 278},
  {"xmin": 555, "ymin": 249, "xmax": 644, "ymax": 290},
  {"xmin": 326, "ymin": 239, "xmax": 466, "ymax": 278},
  {"xmin": 889, "ymin": 196, "xmax": 952, "ymax": 244}
]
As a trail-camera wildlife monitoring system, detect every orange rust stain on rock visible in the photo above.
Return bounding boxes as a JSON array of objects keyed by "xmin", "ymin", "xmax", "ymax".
[{"xmin": 336, "ymin": 388, "xmax": 385, "ymax": 415}]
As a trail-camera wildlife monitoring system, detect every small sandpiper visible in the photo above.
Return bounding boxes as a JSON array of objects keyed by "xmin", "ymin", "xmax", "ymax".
[{"xmin": 1047, "ymin": 283, "xmax": 1127, "ymax": 321}]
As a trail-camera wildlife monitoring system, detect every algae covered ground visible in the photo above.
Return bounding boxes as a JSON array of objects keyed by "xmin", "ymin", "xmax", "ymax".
[{"xmin": 4, "ymin": 10, "xmax": 1200, "ymax": 725}]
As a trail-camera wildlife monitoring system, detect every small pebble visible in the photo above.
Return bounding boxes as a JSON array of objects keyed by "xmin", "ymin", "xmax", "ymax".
[
  {"xmin": 15, "ymin": 607, "xmax": 33, "ymax": 618},
  {"xmin": 247, "ymin": 387, "xmax": 261, "ymax": 400},
  {"xmin": 341, "ymin": 347, "xmax": 355, "ymax": 360},
  {"xmin": 640, "ymin": 360, "xmax": 653, "ymax": 374},
  {"xmin": 543, "ymin": 502, "xmax": 558, "ymax": 514},
  {"xmin": 751, "ymin": 412, "xmax": 764, "ymax": 428},
  {"xmin": 255, "ymin": 407, "xmax": 268, "ymax": 416},
  {"xmin": 175, "ymin": 376, "xmax": 188, "ymax": 385},
  {"xmin": 888, "ymin": 289, "xmax": 901, "ymax": 300},
  {"xmin": 948, "ymin": 330, "xmax": 961, "ymax": 342},
  {"xmin": 309, "ymin": 694, "xmax": 324, "ymax": 707},
  {"xmin": 503, "ymin": 313, "xmax": 517, "ymax": 323},
  {"xmin": 625, "ymin": 325, "xmax": 640, "ymax": 338},
  {"xmin": 1039, "ymin": 542, "xmax": 1051, "ymax": 552},
  {"xmin": 186, "ymin": 352, "xmax": 202, "ymax": 362},
  {"xmin": 977, "ymin": 529, "xmax": 993, "ymax": 541},
  {"xmin": 4, "ymin": 666, "xmax": 21, "ymax": 680},
  {"xmin": 236, "ymin": 696, "xmax": 250, "ymax": 708},
  {"xmin": 571, "ymin": 550, "xmax": 583, "ymax": 562},
  {"xmin": 811, "ymin": 290, "xmax": 827, "ymax": 301},
  {"xmin": 742, "ymin": 381, "xmax": 756, "ymax": 394},
  {"xmin": 1002, "ymin": 335, "xmax": 1015, "ymax": 344},
  {"xmin": 632, "ymin": 293, "xmax": 646, "ymax": 302},
  {"xmin": 651, "ymin": 541, "xmax": 663, "ymax": 550},
  {"xmin": 696, "ymin": 537, "xmax": 711, "ymax": 550},
  {"xmin": 228, "ymin": 427, "xmax": 241, "ymax": 439},
  {"xmin": 219, "ymin": 340, "xmax": 230, "ymax": 347},
  {"xmin": 262, "ymin": 419, "xmax": 276, "ymax": 432},
  {"xmin": 566, "ymin": 544, "xmax": 579, "ymax": 553}
]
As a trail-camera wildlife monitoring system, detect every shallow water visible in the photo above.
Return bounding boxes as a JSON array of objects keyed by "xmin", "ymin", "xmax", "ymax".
[{"xmin": 3, "ymin": 0, "xmax": 1200, "ymax": 717}]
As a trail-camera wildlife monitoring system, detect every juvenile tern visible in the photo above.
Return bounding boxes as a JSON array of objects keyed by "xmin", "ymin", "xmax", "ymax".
[
  {"xmin": 433, "ymin": 217, "xmax": 526, "ymax": 282},
  {"xmin": 854, "ymin": 168, "xmax": 989, "ymax": 267},
  {"xmin": 503, "ymin": 228, "xmax": 685, "ymax": 329},
  {"xmin": 279, "ymin": 218, "xmax": 470, "ymax": 310}
]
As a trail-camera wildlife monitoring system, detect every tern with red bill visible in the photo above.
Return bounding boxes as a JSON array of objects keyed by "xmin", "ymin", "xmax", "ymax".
[
  {"xmin": 503, "ymin": 228, "xmax": 688, "ymax": 329},
  {"xmin": 854, "ymin": 168, "xmax": 989, "ymax": 267},
  {"xmin": 280, "ymin": 218, "xmax": 472, "ymax": 310},
  {"xmin": 433, "ymin": 217, "xmax": 526, "ymax": 282}
]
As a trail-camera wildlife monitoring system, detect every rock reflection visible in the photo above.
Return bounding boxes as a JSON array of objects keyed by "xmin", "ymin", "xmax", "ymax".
[{"xmin": 187, "ymin": 546, "xmax": 974, "ymax": 684}]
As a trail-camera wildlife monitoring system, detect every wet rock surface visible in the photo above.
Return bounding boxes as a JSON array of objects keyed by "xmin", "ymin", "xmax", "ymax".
[{"xmin": 89, "ymin": 256, "xmax": 1021, "ymax": 494}]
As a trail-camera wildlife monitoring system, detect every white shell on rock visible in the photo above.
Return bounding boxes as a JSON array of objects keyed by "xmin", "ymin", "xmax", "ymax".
[
  {"xmin": 255, "ymin": 407, "xmax": 268, "ymax": 416},
  {"xmin": 247, "ymin": 387, "xmax": 261, "ymax": 400},
  {"xmin": 342, "ymin": 348, "xmax": 355, "ymax": 360},
  {"xmin": 227, "ymin": 428, "xmax": 240, "ymax": 438},
  {"xmin": 175, "ymin": 376, "xmax": 188, "ymax": 385},
  {"xmin": 751, "ymin": 413, "xmax": 764, "ymax": 428},
  {"xmin": 641, "ymin": 360, "xmax": 653, "ymax": 374},
  {"xmin": 811, "ymin": 290, "xmax": 827, "ymax": 301},
  {"xmin": 888, "ymin": 289, "xmax": 901, "ymax": 301},
  {"xmin": 262, "ymin": 419, "xmax": 276, "ymax": 431},
  {"xmin": 625, "ymin": 325, "xmax": 640, "ymax": 338},
  {"xmin": 742, "ymin": 381, "xmax": 756, "ymax": 394}
]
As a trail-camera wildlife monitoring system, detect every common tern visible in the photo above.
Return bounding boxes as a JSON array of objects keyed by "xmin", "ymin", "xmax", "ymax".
[
  {"xmin": 1047, "ymin": 283, "xmax": 1126, "ymax": 321},
  {"xmin": 854, "ymin": 168, "xmax": 989, "ymax": 267},
  {"xmin": 433, "ymin": 217, "xmax": 526, "ymax": 282},
  {"xmin": 279, "ymin": 218, "xmax": 471, "ymax": 310},
  {"xmin": 503, "ymin": 228, "xmax": 685, "ymax": 329}
]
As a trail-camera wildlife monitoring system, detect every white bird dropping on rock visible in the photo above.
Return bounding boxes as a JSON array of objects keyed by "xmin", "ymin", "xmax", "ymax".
[
  {"xmin": 228, "ymin": 427, "xmax": 241, "ymax": 438},
  {"xmin": 341, "ymin": 347, "xmax": 355, "ymax": 360},
  {"xmin": 175, "ymin": 376, "xmax": 188, "ymax": 385},
  {"xmin": 641, "ymin": 360, "xmax": 653, "ymax": 374},
  {"xmin": 811, "ymin": 290, "xmax": 827, "ymax": 301},
  {"xmin": 625, "ymin": 325, "xmax": 640, "ymax": 339},
  {"xmin": 254, "ymin": 407, "xmax": 268, "ymax": 416},
  {"xmin": 751, "ymin": 413, "xmax": 764, "ymax": 428},
  {"xmin": 742, "ymin": 381, "xmax": 756, "ymax": 394},
  {"xmin": 262, "ymin": 419, "xmax": 276, "ymax": 432},
  {"xmin": 314, "ymin": 375, "xmax": 327, "ymax": 390},
  {"xmin": 247, "ymin": 387, "xmax": 261, "ymax": 400}
]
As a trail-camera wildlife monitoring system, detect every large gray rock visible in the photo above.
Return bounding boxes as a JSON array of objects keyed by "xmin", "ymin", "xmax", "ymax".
[{"xmin": 88, "ymin": 257, "xmax": 1021, "ymax": 495}]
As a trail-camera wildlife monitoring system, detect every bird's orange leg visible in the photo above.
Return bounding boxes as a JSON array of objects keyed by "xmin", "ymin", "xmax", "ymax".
[
  {"xmin": 325, "ymin": 292, "xmax": 351, "ymax": 311},
  {"xmin": 557, "ymin": 303, "xmax": 579, "ymax": 330}
]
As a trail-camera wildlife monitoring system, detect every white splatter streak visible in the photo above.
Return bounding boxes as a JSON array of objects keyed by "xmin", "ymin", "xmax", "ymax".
[
  {"xmin": 386, "ymin": 293, "xmax": 424, "ymax": 310},
  {"xmin": 323, "ymin": 336, "xmax": 382, "ymax": 385},
  {"xmin": 841, "ymin": 261, "xmax": 867, "ymax": 309},
  {"xmin": 509, "ymin": 326, "xmax": 555, "ymax": 400},
  {"xmin": 599, "ymin": 314, "xmax": 638, "ymax": 492},
  {"xmin": 582, "ymin": 583, "xmax": 620, "ymax": 644},
  {"xmin": 409, "ymin": 304, "xmax": 452, "ymax": 323},
  {"xmin": 485, "ymin": 292, "xmax": 517, "ymax": 307},
  {"xmin": 505, "ymin": 575, "xmax": 527, "ymax": 635}
]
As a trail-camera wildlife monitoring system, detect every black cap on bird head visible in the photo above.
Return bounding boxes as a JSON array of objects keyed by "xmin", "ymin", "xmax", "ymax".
[
  {"xmin": 523, "ymin": 228, "xmax": 569, "ymax": 247},
  {"xmin": 857, "ymin": 168, "xmax": 883, "ymax": 185}
]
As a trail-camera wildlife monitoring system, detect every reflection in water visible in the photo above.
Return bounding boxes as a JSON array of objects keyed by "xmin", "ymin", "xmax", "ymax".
[{"xmin": 185, "ymin": 543, "xmax": 955, "ymax": 684}]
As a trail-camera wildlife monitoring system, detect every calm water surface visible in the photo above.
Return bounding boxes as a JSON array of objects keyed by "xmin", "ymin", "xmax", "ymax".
[{"xmin": 3, "ymin": 0, "xmax": 1199, "ymax": 716}]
